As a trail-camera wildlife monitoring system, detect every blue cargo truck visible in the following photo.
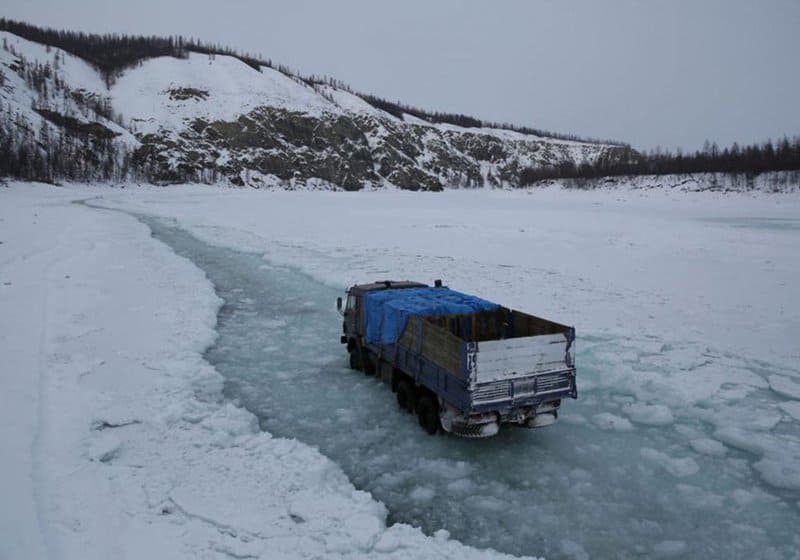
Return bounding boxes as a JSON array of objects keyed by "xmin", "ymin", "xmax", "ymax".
[{"xmin": 337, "ymin": 280, "xmax": 576, "ymax": 438}]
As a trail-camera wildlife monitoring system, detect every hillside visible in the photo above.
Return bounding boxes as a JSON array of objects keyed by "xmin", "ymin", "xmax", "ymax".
[{"xmin": 0, "ymin": 29, "xmax": 631, "ymax": 189}]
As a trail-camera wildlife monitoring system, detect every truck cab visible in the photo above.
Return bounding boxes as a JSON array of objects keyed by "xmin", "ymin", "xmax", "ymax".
[{"xmin": 339, "ymin": 280, "xmax": 429, "ymax": 370}]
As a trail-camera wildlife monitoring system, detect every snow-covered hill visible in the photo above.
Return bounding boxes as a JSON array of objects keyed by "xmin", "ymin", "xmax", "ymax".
[{"xmin": 0, "ymin": 30, "xmax": 629, "ymax": 189}]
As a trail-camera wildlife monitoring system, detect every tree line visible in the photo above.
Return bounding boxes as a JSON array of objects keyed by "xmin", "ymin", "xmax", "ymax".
[
  {"xmin": 519, "ymin": 138, "xmax": 800, "ymax": 185},
  {"xmin": 0, "ymin": 18, "xmax": 285, "ymax": 84},
  {"xmin": 307, "ymin": 74, "xmax": 624, "ymax": 145}
]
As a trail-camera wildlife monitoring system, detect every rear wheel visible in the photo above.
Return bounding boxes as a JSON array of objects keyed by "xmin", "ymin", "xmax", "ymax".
[
  {"xmin": 396, "ymin": 378, "xmax": 416, "ymax": 413},
  {"xmin": 349, "ymin": 350, "xmax": 361, "ymax": 371},
  {"xmin": 416, "ymin": 393, "xmax": 440, "ymax": 435},
  {"xmin": 362, "ymin": 351, "xmax": 376, "ymax": 376}
]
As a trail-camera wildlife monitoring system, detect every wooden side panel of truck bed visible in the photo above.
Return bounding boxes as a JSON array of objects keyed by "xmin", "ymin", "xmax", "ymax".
[{"xmin": 399, "ymin": 317, "xmax": 464, "ymax": 378}]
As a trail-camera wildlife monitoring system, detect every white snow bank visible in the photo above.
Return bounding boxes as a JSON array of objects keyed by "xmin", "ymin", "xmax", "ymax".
[{"xmin": 0, "ymin": 183, "xmax": 538, "ymax": 559}]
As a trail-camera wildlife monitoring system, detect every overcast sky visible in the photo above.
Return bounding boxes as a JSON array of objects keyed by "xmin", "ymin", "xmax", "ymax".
[{"xmin": 2, "ymin": 0, "xmax": 798, "ymax": 151}]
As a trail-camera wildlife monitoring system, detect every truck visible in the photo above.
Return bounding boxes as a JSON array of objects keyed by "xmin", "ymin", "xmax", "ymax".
[{"xmin": 337, "ymin": 280, "xmax": 577, "ymax": 438}]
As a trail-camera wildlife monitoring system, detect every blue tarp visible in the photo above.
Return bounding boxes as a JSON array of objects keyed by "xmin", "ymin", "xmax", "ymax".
[{"xmin": 364, "ymin": 287, "xmax": 501, "ymax": 346}]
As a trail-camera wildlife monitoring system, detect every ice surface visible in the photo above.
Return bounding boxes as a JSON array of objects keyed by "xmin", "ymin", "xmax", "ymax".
[
  {"xmin": 768, "ymin": 374, "xmax": 800, "ymax": 399},
  {"xmin": 4, "ymin": 182, "xmax": 800, "ymax": 559},
  {"xmin": 640, "ymin": 448, "xmax": 700, "ymax": 478},
  {"xmin": 779, "ymin": 400, "xmax": 800, "ymax": 421},
  {"xmin": 622, "ymin": 402, "xmax": 675, "ymax": 426},
  {"xmin": 138, "ymin": 210, "xmax": 800, "ymax": 559},
  {"xmin": 689, "ymin": 438, "xmax": 727, "ymax": 456},
  {"xmin": 1, "ymin": 184, "xmax": 537, "ymax": 560},
  {"xmin": 592, "ymin": 412, "xmax": 634, "ymax": 431}
]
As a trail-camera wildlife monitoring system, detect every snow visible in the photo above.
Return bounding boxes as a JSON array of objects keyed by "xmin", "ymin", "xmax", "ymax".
[
  {"xmin": 0, "ymin": 32, "xmax": 139, "ymax": 148},
  {"xmin": 3, "ymin": 181, "xmax": 800, "ymax": 559},
  {"xmin": 0, "ymin": 31, "xmax": 107, "ymax": 94},
  {"xmin": 0, "ymin": 183, "xmax": 537, "ymax": 560},
  {"xmin": 319, "ymin": 85, "xmax": 401, "ymax": 122},
  {"xmin": 111, "ymin": 54, "xmax": 339, "ymax": 135}
]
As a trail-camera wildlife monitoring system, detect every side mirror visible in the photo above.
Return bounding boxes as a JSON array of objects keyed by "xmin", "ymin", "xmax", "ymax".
[{"xmin": 336, "ymin": 297, "xmax": 343, "ymax": 312}]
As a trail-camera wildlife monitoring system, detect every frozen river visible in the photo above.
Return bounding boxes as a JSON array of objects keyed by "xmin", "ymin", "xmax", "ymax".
[{"xmin": 143, "ymin": 215, "xmax": 800, "ymax": 560}]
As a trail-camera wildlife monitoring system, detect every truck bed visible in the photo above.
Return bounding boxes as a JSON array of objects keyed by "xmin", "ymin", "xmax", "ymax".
[{"xmin": 385, "ymin": 307, "xmax": 576, "ymax": 415}]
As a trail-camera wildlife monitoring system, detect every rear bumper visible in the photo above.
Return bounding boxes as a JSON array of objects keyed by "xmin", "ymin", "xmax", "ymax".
[{"xmin": 468, "ymin": 368, "xmax": 576, "ymax": 414}]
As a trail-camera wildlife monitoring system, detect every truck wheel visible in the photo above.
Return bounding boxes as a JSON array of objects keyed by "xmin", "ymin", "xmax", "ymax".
[
  {"xmin": 349, "ymin": 350, "xmax": 361, "ymax": 371},
  {"xmin": 362, "ymin": 351, "xmax": 376, "ymax": 376},
  {"xmin": 416, "ymin": 393, "xmax": 440, "ymax": 435},
  {"xmin": 396, "ymin": 378, "xmax": 416, "ymax": 413}
]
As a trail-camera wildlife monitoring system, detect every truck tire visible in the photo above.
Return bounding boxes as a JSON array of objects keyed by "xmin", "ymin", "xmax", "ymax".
[
  {"xmin": 362, "ymin": 350, "xmax": 376, "ymax": 376},
  {"xmin": 349, "ymin": 350, "xmax": 361, "ymax": 371},
  {"xmin": 416, "ymin": 393, "xmax": 440, "ymax": 435},
  {"xmin": 396, "ymin": 378, "xmax": 416, "ymax": 413}
]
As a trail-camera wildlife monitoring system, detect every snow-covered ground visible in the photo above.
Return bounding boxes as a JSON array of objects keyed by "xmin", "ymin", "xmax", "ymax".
[
  {"xmin": 0, "ymin": 183, "xmax": 536, "ymax": 560},
  {"xmin": 2, "ymin": 181, "xmax": 799, "ymax": 559}
]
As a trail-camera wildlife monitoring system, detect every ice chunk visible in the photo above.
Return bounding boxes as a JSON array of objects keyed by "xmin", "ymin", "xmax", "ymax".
[
  {"xmin": 653, "ymin": 540, "xmax": 687, "ymax": 557},
  {"xmin": 408, "ymin": 486, "xmax": 436, "ymax": 502},
  {"xmin": 689, "ymin": 438, "xmax": 727, "ymax": 456},
  {"xmin": 86, "ymin": 432, "xmax": 121, "ymax": 463},
  {"xmin": 730, "ymin": 489, "xmax": 756, "ymax": 506},
  {"xmin": 372, "ymin": 530, "xmax": 406, "ymax": 553},
  {"xmin": 339, "ymin": 512, "xmax": 383, "ymax": 552},
  {"xmin": 465, "ymin": 495, "xmax": 506, "ymax": 513},
  {"xmin": 200, "ymin": 402, "xmax": 260, "ymax": 443},
  {"xmin": 560, "ymin": 539, "xmax": 589, "ymax": 560},
  {"xmin": 778, "ymin": 400, "xmax": 800, "ymax": 421},
  {"xmin": 592, "ymin": 412, "xmax": 634, "ymax": 431},
  {"xmin": 640, "ymin": 448, "xmax": 699, "ymax": 477},
  {"xmin": 560, "ymin": 412, "xmax": 588, "ymax": 425},
  {"xmin": 713, "ymin": 427, "xmax": 764, "ymax": 455},
  {"xmin": 768, "ymin": 375, "xmax": 800, "ymax": 399},
  {"xmin": 622, "ymin": 402, "xmax": 674, "ymax": 426},
  {"xmin": 675, "ymin": 483, "xmax": 724, "ymax": 509},
  {"xmin": 446, "ymin": 478, "xmax": 474, "ymax": 493},
  {"xmin": 754, "ymin": 457, "xmax": 800, "ymax": 491}
]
